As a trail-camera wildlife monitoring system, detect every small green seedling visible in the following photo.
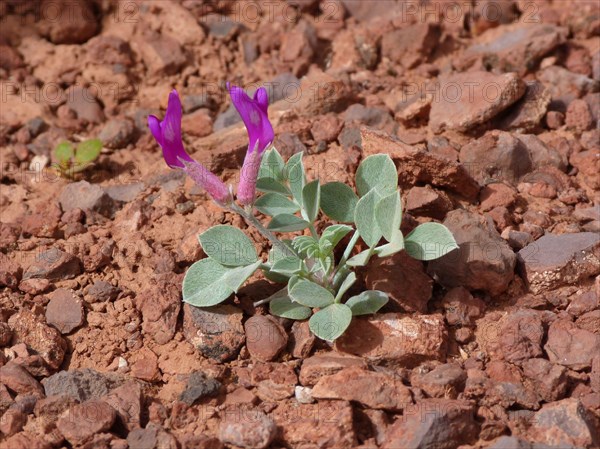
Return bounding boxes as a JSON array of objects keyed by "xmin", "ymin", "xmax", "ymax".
[{"xmin": 53, "ymin": 139, "xmax": 102, "ymax": 177}]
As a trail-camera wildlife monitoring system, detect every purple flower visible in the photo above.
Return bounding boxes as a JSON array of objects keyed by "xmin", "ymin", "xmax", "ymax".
[
  {"xmin": 148, "ymin": 90, "xmax": 230, "ymax": 204},
  {"xmin": 228, "ymin": 83, "xmax": 275, "ymax": 205}
]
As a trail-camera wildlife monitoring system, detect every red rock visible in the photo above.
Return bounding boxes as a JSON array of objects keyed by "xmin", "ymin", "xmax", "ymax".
[
  {"xmin": 289, "ymin": 321, "xmax": 316, "ymax": 359},
  {"xmin": 102, "ymin": 382, "xmax": 143, "ymax": 431},
  {"xmin": 545, "ymin": 110, "xmax": 565, "ymax": 129},
  {"xmin": 0, "ymin": 222, "xmax": 20, "ymax": 249},
  {"xmin": 299, "ymin": 352, "xmax": 368, "ymax": 386},
  {"xmin": 518, "ymin": 232, "xmax": 600, "ymax": 294},
  {"xmin": 8, "ymin": 309, "xmax": 67, "ymax": 370},
  {"xmin": 571, "ymin": 150, "xmax": 600, "ymax": 190},
  {"xmin": 576, "ymin": 309, "xmax": 600, "ymax": 334},
  {"xmin": 56, "ymin": 399, "xmax": 116, "ymax": 444},
  {"xmin": 218, "ymin": 409, "xmax": 276, "ymax": 449},
  {"xmin": 462, "ymin": 23, "xmax": 566, "ymax": 76},
  {"xmin": 45, "ymin": 288, "xmax": 84, "ymax": 334},
  {"xmin": 365, "ymin": 251, "xmax": 432, "ymax": 313},
  {"xmin": 479, "ymin": 183, "xmax": 517, "ymax": 212},
  {"xmin": 244, "ymin": 315, "xmax": 288, "ymax": 362},
  {"xmin": 335, "ymin": 313, "xmax": 447, "ymax": 367},
  {"xmin": 59, "ymin": 181, "xmax": 115, "ymax": 217},
  {"xmin": 137, "ymin": 32, "xmax": 186, "ymax": 76},
  {"xmin": 21, "ymin": 212, "xmax": 59, "ymax": 238},
  {"xmin": 565, "ymin": 99, "xmax": 593, "ymax": 131},
  {"xmin": 23, "ymin": 247, "xmax": 81, "ymax": 281},
  {"xmin": 0, "ymin": 408, "xmax": 27, "ymax": 436},
  {"xmin": 64, "ymin": 86, "xmax": 105, "ymax": 124},
  {"xmin": 0, "ymin": 362, "xmax": 44, "ymax": 396},
  {"xmin": 135, "ymin": 279, "xmax": 180, "ymax": 345},
  {"xmin": 545, "ymin": 319, "xmax": 600, "ymax": 371},
  {"xmin": 222, "ymin": 387, "xmax": 258, "ymax": 407},
  {"xmin": 280, "ymin": 20, "xmax": 316, "ymax": 72},
  {"xmin": 382, "ymin": 399, "xmax": 479, "ymax": 449},
  {"xmin": 0, "ymin": 431, "xmax": 52, "ymax": 449},
  {"xmin": 567, "ymin": 290, "xmax": 598, "ymax": 317},
  {"xmin": 428, "ymin": 209, "xmax": 516, "ymax": 296},
  {"xmin": 271, "ymin": 400, "xmax": 356, "ymax": 448},
  {"xmin": 460, "ymin": 131, "xmax": 533, "ymax": 186},
  {"xmin": 360, "ymin": 128, "xmax": 480, "ymax": 200},
  {"xmin": 441, "ymin": 287, "xmax": 486, "ymax": 326},
  {"xmin": 429, "ymin": 72, "xmax": 526, "ymax": 133},
  {"xmin": 38, "ymin": 0, "xmax": 98, "ymax": 44},
  {"xmin": 310, "ymin": 114, "xmax": 342, "ymax": 143},
  {"xmin": 0, "ymin": 253, "xmax": 21, "ymax": 290},
  {"xmin": 529, "ymin": 398, "xmax": 599, "ymax": 448},
  {"xmin": 521, "ymin": 358, "xmax": 568, "ymax": 402},
  {"xmin": 411, "ymin": 363, "xmax": 467, "ymax": 399},
  {"xmin": 405, "ymin": 186, "xmax": 453, "ymax": 220},
  {"xmin": 0, "ymin": 322, "xmax": 12, "ymax": 346},
  {"xmin": 538, "ymin": 65, "xmax": 598, "ymax": 111},
  {"xmin": 182, "ymin": 109, "xmax": 213, "ymax": 138},
  {"xmin": 497, "ymin": 81, "xmax": 550, "ymax": 132},
  {"xmin": 129, "ymin": 348, "xmax": 161, "ymax": 382},
  {"xmin": 312, "ymin": 367, "xmax": 413, "ymax": 411},
  {"xmin": 183, "ymin": 304, "xmax": 244, "ymax": 363},
  {"xmin": 475, "ymin": 309, "xmax": 543, "ymax": 363},
  {"xmin": 250, "ymin": 362, "xmax": 297, "ymax": 402},
  {"xmin": 381, "ymin": 23, "xmax": 441, "ymax": 69}
]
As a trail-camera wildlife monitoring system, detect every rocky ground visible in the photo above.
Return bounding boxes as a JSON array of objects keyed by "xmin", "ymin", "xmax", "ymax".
[{"xmin": 1, "ymin": 0, "xmax": 600, "ymax": 448}]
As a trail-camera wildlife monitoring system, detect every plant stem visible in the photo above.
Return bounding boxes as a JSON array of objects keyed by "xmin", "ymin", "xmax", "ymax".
[
  {"xmin": 228, "ymin": 203, "xmax": 294, "ymax": 257},
  {"xmin": 338, "ymin": 231, "xmax": 361, "ymax": 268},
  {"xmin": 308, "ymin": 223, "xmax": 319, "ymax": 239}
]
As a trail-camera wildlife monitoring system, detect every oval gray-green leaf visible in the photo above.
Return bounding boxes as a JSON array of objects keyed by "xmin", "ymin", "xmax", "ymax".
[
  {"xmin": 289, "ymin": 278, "xmax": 335, "ymax": 308},
  {"xmin": 182, "ymin": 258, "xmax": 233, "ymax": 307},
  {"xmin": 376, "ymin": 229, "xmax": 404, "ymax": 257},
  {"xmin": 286, "ymin": 152, "xmax": 305, "ymax": 205},
  {"xmin": 320, "ymin": 182, "xmax": 358, "ymax": 223},
  {"xmin": 346, "ymin": 248, "xmax": 376, "ymax": 267},
  {"xmin": 355, "ymin": 154, "xmax": 397, "ymax": 197},
  {"xmin": 256, "ymin": 177, "xmax": 291, "ymax": 195},
  {"xmin": 270, "ymin": 289, "xmax": 312, "ymax": 320},
  {"xmin": 334, "ymin": 271, "xmax": 357, "ymax": 302},
  {"xmin": 345, "ymin": 290, "xmax": 388, "ymax": 315},
  {"xmin": 309, "ymin": 303, "xmax": 352, "ymax": 341},
  {"xmin": 54, "ymin": 141, "xmax": 74, "ymax": 164},
  {"xmin": 200, "ymin": 225, "xmax": 258, "ymax": 267},
  {"xmin": 268, "ymin": 214, "xmax": 309, "ymax": 232},
  {"xmin": 258, "ymin": 148, "xmax": 285, "ymax": 181},
  {"xmin": 354, "ymin": 189, "xmax": 382, "ymax": 247},
  {"xmin": 255, "ymin": 193, "xmax": 300, "ymax": 216},
  {"xmin": 404, "ymin": 222, "xmax": 459, "ymax": 261},
  {"xmin": 376, "ymin": 190, "xmax": 402, "ymax": 242},
  {"xmin": 301, "ymin": 179, "xmax": 321, "ymax": 222}
]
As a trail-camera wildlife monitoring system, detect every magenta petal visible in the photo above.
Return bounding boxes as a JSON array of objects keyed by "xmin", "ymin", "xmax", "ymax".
[
  {"xmin": 254, "ymin": 87, "xmax": 269, "ymax": 114},
  {"xmin": 228, "ymin": 83, "xmax": 274, "ymax": 155},
  {"xmin": 148, "ymin": 115, "xmax": 163, "ymax": 146}
]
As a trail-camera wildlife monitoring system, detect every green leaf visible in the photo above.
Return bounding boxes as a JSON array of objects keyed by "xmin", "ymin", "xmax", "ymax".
[
  {"xmin": 301, "ymin": 179, "xmax": 320, "ymax": 222},
  {"xmin": 54, "ymin": 141, "xmax": 74, "ymax": 165},
  {"xmin": 75, "ymin": 139, "xmax": 102, "ymax": 164},
  {"xmin": 319, "ymin": 224, "xmax": 352, "ymax": 255},
  {"xmin": 268, "ymin": 214, "xmax": 309, "ymax": 232},
  {"xmin": 269, "ymin": 289, "xmax": 312, "ymax": 320},
  {"xmin": 292, "ymin": 236, "xmax": 319, "ymax": 258},
  {"xmin": 256, "ymin": 177, "xmax": 291, "ymax": 195},
  {"xmin": 354, "ymin": 189, "xmax": 382, "ymax": 247},
  {"xmin": 345, "ymin": 290, "xmax": 388, "ymax": 315},
  {"xmin": 223, "ymin": 260, "xmax": 261, "ymax": 292},
  {"xmin": 289, "ymin": 278, "xmax": 335, "ymax": 308},
  {"xmin": 376, "ymin": 190, "xmax": 402, "ymax": 242},
  {"xmin": 258, "ymin": 148, "xmax": 285, "ymax": 181},
  {"xmin": 376, "ymin": 229, "xmax": 404, "ymax": 257},
  {"xmin": 347, "ymin": 248, "xmax": 375, "ymax": 267},
  {"xmin": 270, "ymin": 255, "xmax": 302, "ymax": 276},
  {"xmin": 404, "ymin": 222, "xmax": 459, "ymax": 261},
  {"xmin": 199, "ymin": 225, "xmax": 258, "ymax": 267},
  {"xmin": 255, "ymin": 193, "xmax": 300, "ymax": 216},
  {"xmin": 320, "ymin": 182, "xmax": 358, "ymax": 223},
  {"xmin": 334, "ymin": 271, "xmax": 357, "ymax": 302},
  {"xmin": 182, "ymin": 259, "xmax": 261, "ymax": 307},
  {"xmin": 355, "ymin": 154, "xmax": 397, "ymax": 197},
  {"xmin": 286, "ymin": 152, "xmax": 305, "ymax": 205},
  {"xmin": 183, "ymin": 259, "xmax": 232, "ymax": 306},
  {"xmin": 288, "ymin": 274, "xmax": 301, "ymax": 293},
  {"xmin": 309, "ymin": 303, "xmax": 352, "ymax": 341}
]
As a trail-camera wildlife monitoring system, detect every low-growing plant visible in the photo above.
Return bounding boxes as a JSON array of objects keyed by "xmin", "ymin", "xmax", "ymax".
[
  {"xmin": 149, "ymin": 87, "xmax": 458, "ymax": 341},
  {"xmin": 53, "ymin": 138, "xmax": 103, "ymax": 177}
]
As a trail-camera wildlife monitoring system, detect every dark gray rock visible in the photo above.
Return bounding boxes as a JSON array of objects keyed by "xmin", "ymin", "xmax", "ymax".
[
  {"xmin": 42, "ymin": 369, "xmax": 123, "ymax": 402},
  {"xmin": 179, "ymin": 371, "xmax": 221, "ymax": 406}
]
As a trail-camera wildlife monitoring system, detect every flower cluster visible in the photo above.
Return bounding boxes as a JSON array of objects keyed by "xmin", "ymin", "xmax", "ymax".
[{"xmin": 148, "ymin": 84, "xmax": 274, "ymax": 206}]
